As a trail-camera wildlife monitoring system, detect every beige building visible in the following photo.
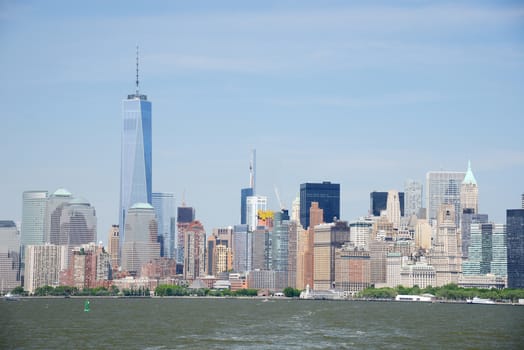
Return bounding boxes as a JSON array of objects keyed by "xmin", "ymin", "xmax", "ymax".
[
  {"xmin": 400, "ymin": 261, "xmax": 436, "ymax": 288},
  {"xmin": 25, "ymin": 244, "xmax": 68, "ymax": 294},
  {"xmin": 415, "ymin": 219, "xmax": 432, "ymax": 251},
  {"xmin": 386, "ymin": 190, "xmax": 401, "ymax": 229},
  {"xmin": 183, "ymin": 221, "xmax": 206, "ymax": 281},
  {"xmin": 460, "ymin": 161, "xmax": 478, "ymax": 214},
  {"xmin": 296, "ymin": 202, "xmax": 323, "ymax": 290},
  {"xmin": 334, "ymin": 244, "xmax": 371, "ymax": 294},
  {"xmin": 313, "ymin": 221, "xmax": 350, "ymax": 290},
  {"xmin": 107, "ymin": 225, "xmax": 120, "ymax": 270}
]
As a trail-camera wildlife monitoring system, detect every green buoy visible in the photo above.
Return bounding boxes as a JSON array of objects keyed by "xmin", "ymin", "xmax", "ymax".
[{"xmin": 84, "ymin": 300, "xmax": 90, "ymax": 312}]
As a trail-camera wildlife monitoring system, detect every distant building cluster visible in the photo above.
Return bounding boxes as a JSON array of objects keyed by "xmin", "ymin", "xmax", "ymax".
[{"xmin": 2, "ymin": 64, "xmax": 524, "ymax": 296}]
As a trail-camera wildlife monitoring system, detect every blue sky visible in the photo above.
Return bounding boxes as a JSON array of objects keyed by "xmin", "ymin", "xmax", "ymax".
[{"xmin": 1, "ymin": 0, "xmax": 523, "ymax": 244}]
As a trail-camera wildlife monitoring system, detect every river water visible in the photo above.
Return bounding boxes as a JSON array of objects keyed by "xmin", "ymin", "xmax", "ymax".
[{"xmin": 1, "ymin": 298, "xmax": 523, "ymax": 349}]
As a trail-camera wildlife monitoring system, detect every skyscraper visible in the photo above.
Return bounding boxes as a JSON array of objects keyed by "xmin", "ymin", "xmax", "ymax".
[
  {"xmin": 0, "ymin": 221, "xmax": 21, "ymax": 292},
  {"xmin": 60, "ymin": 197, "xmax": 97, "ymax": 247},
  {"xmin": 152, "ymin": 192, "xmax": 175, "ymax": 258},
  {"xmin": 119, "ymin": 48, "xmax": 152, "ymax": 255},
  {"xmin": 385, "ymin": 190, "xmax": 401, "ymax": 229},
  {"xmin": 183, "ymin": 221, "xmax": 206, "ymax": 280},
  {"xmin": 246, "ymin": 196, "xmax": 267, "ymax": 232},
  {"xmin": 300, "ymin": 182, "xmax": 340, "ymax": 230},
  {"xmin": 404, "ymin": 180, "xmax": 422, "ymax": 218},
  {"xmin": 21, "ymin": 190, "xmax": 48, "ymax": 248},
  {"xmin": 426, "ymin": 170, "xmax": 466, "ymax": 224},
  {"xmin": 460, "ymin": 161, "xmax": 479, "ymax": 214},
  {"xmin": 121, "ymin": 203, "xmax": 159, "ymax": 276},
  {"xmin": 233, "ymin": 224, "xmax": 250, "ymax": 273},
  {"xmin": 370, "ymin": 191, "xmax": 405, "ymax": 217},
  {"xmin": 45, "ymin": 188, "xmax": 73, "ymax": 244},
  {"xmin": 240, "ymin": 150, "xmax": 256, "ymax": 225},
  {"xmin": 506, "ymin": 209, "xmax": 524, "ymax": 288},
  {"xmin": 107, "ymin": 225, "xmax": 120, "ymax": 269},
  {"xmin": 177, "ymin": 205, "xmax": 195, "ymax": 263}
]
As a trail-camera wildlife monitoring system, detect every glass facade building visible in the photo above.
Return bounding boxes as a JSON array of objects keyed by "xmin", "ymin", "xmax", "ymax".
[
  {"xmin": 240, "ymin": 187, "xmax": 254, "ymax": 225},
  {"xmin": 152, "ymin": 192, "xmax": 175, "ymax": 258},
  {"xmin": 0, "ymin": 221, "xmax": 21, "ymax": 292},
  {"xmin": 507, "ymin": 209, "xmax": 524, "ymax": 288},
  {"xmin": 21, "ymin": 190, "xmax": 48, "ymax": 247},
  {"xmin": 119, "ymin": 93, "xmax": 152, "ymax": 254},
  {"xmin": 425, "ymin": 171, "xmax": 466, "ymax": 224},
  {"xmin": 300, "ymin": 182, "xmax": 340, "ymax": 230},
  {"xmin": 404, "ymin": 180, "xmax": 422, "ymax": 218}
]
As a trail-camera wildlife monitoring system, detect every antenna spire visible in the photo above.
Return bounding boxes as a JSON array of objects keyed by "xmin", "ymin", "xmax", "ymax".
[{"xmin": 135, "ymin": 45, "xmax": 140, "ymax": 96}]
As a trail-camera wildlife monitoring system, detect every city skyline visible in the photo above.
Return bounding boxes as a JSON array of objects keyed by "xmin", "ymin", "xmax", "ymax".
[{"xmin": 1, "ymin": 1, "xmax": 523, "ymax": 242}]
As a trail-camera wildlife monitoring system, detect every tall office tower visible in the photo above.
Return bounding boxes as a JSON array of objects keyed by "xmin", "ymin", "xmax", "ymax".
[
  {"xmin": 240, "ymin": 149, "xmax": 256, "ymax": 224},
  {"xmin": 183, "ymin": 221, "xmax": 206, "ymax": 280},
  {"xmin": 21, "ymin": 190, "xmax": 48, "ymax": 247},
  {"xmin": 287, "ymin": 221, "xmax": 299, "ymax": 288},
  {"xmin": 414, "ymin": 219, "xmax": 432, "ymax": 250},
  {"xmin": 461, "ymin": 212, "xmax": 489, "ymax": 260},
  {"xmin": 428, "ymin": 204, "xmax": 461, "ymax": 286},
  {"xmin": 386, "ymin": 190, "xmax": 401, "ymax": 229},
  {"xmin": 313, "ymin": 221, "xmax": 350, "ymax": 290},
  {"xmin": 107, "ymin": 225, "xmax": 120, "ymax": 269},
  {"xmin": 300, "ymin": 182, "xmax": 340, "ymax": 230},
  {"xmin": 0, "ymin": 221, "xmax": 21, "ymax": 292},
  {"xmin": 404, "ymin": 180, "xmax": 423, "ymax": 218},
  {"xmin": 460, "ymin": 161, "xmax": 478, "ymax": 215},
  {"xmin": 60, "ymin": 197, "xmax": 97, "ymax": 247},
  {"xmin": 506, "ymin": 209, "xmax": 524, "ymax": 288},
  {"xmin": 349, "ymin": 217, "xmax": 373, "ymax": 249},
  {"xmin": 233, "ymin": 224, "xmax": 251, "ymax": 273},
  {"xmin": 426, "ymin": 170, "xmax": 466, "ymax": 225},
  {"xmin": 370, "ymin": 191, "xmax": 405, "ymax": 217},
  {"xmin": 119, "ymin": 48, "xmax": 152, "ymax": 255},
  {"xmin": 251, "ymin": 227, "xmax": 270, "ymax": 270},
  {"xmin": 463, "ymin": 223, "xmax": 506, "ymax": 277},
  {"xmin": 45, "ymin": 188, "xmax": 73, "ymax": 244},
  {"xmin": 121, "ymin": 203, "xmax": 160, "ymax": 276},
  {"xmin": 24, "ymin": 244, "xmax": 68, "ymax": 294},
  {"xmin": 152, "ymin": 192, "xmax": 175, "ymax": 258},
  {"xmin": 176, "ymin": 205, "xmax": 195, "ymax": 264},
  {"xmin": 272, "ymin": 210, "xmax": 290, "ymax": 287},
  {"xmin": 246, "ymin": 196, "xmax": 267, "ymax": 231},
  {"xmin": 207, "ymin": 227, "xmax": 233, "ymax": 276}
]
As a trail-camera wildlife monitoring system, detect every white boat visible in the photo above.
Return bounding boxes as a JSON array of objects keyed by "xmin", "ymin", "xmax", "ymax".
[
  {"xmin": 466, "ymin": 297, "xmax": 494, "ymax": 305},
  {"xmin": 3, "ymin": 292, "xmax": 20, "ymax": 301}
]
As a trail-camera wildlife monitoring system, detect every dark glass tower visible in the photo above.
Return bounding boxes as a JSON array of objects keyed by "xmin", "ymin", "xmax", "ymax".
[
  {"xmin": 300, "ymin": 182, "xmax": 340, "ymax": 229},
  {"xmin": 240, "ymin": 187, "xmax": 254, "ymax": 224},
  {"xmin": 370, "ymin": 191, "xmax": 405, "ymax": 217},
  {"xmin": 507, "ymin": 209, "xmax": 524, "ymax": 288}
]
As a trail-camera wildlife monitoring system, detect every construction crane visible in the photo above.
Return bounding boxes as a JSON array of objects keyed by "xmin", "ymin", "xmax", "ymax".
[{"xmin": 274, "ymin": 185, "xmax": 286, "ymax": 211}]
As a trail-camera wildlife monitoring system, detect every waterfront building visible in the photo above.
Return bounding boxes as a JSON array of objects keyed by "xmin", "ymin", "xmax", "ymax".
[
  {"xmin": 400, "ymin": 261, "xmax": 436, "ymax": 288},
  {"xmin": 462, "ymin": 223, "xmax": 504, "ymax": 276},
  {"xmin": 506, "ymin": 209, "xmax": 524, "ymax": 288},
  {"xmin": 248, "ymin": 269, "xmax": 279, "ymax": 291},
  {"xmin": 176, "ymin": 205, "xmax": 195, "ymax": 264},
  {"xmin": 349, "ymin": 217, "xmax": 373, "ymax": 249},
  {"xmin": 385, "ymin": 252, "xmax": 402, "ymax": 288},
  {"xmin": 62, "ymin": 242, "xmax": 111, "ymax": 290},
  {"xmin": 121, "ymin": 203, "xmax": 160, "ymax": 276},
  {"xmin": 0, "ymin": 221, "xmax": 21, "ymax": 292},
  {"xmin": 370, "ymin": 191, "xmax": 405, "ymax": 218},
  {"xmin": 460, "ymin": 161, "xmax": 479, "ymax": 215},
  {"xmin": 426, "ymin": 170, "xmax": 466, "ymax": 225},
  {"xmin": 233, "ymin": 224, "xmax": 251, "ymax": 273},
  {"xmin": 369, "ymin": 240, "xmax": 394, "ymax": 285},
  {"xmin": 246, "ymin": 196, "xmax": 267, "ymax": 232},
  {"xmin": 313, "ymin": 221, "xmax": 350, "ymax": 290},
  {"xmin": 296, "ymin": 203, "xmax": 323, "ymax": 290},
  {"xmin": 119, "ymin": 52, "xmax": 153, "ymax": 255},
  {"xmin": 45, "ymin": 188, "xmax": 73, "ymax": 244},
  {"xmin": 183, "ymin": 221, "xmax": 206, "ymax": 281},
  {"xmin": 107, "ymin": 225, "xmax": 120, "ymax": 269},
  {"xmin": 287, "ymin": 221, "xmax": 299, "ymax": 288},
  {"xmin": 404, "ymin": 180, "xmax": 423, "ymax": 218},
  {"xmin": 152, "ymin": 192, "xmax": 175, "ymax": 258},
  {"xmin": 428, "ymin": 204, "xmax": 462, "ymax": 286},
  {"xmin": 25, "ymin": 244, "xmax": 68, "ymax": 294},
  {"xmin": 21, "ymin": 190, "xmax": 48, "ymax": 247},
  {"xmin": 140, "ymin": 257, "xmax": 178, "ymax": 279},
  {"xmin": 300, "ymin": 182, "xmax": 340, "ymax": 229},
  {"xmin": 386, "ymin": 190, "xmax": 402, "ymax": 229},
  {"xmin": 458, "ymin": 274, "xmax": 506, "ymax": 289},
  {"xmin": 334, "ymin": 244, "xmax": 371, "ymax": 294}
]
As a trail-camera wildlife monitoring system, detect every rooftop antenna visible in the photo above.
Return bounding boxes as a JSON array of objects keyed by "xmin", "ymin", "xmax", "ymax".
[
  {"xmin": 182, "ymin": 189, "xmax": 186, "ymax": 207},
  {"xmin": 135, "ymin": 45, "xmax": 140, "ymax": 96}
]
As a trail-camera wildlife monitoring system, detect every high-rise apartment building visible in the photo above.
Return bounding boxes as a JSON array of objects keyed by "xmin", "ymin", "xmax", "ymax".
[
  {"xmin": 426, "ymin": 170, "xmax": 466, "ymax": 224},
  {"xmin": 370, "ymin": 191, "xmax": 405, "ymax": 217},
  {"xmin": 300, "ymin": 182, "xmax": 340, "ymax": 229},
  {"xmin": 272, "ymin": 210, "xmax": 290, "ymax": 275},
  {"xmin": 183, "ymin": 221, "xmax": 206, "ymax": 280},
  {"xmin": 506, "ymin": 209, "xmax": 524, "ymax": 288},
  {"xmin": 107, "ymin": 225, "xmax": 120, "ymax": 269},
  {"xmin": 246, "ymin": 196, "xmax": 267, "ymax": 232},
  {"xmin": 460, "ymin": 161, "xmax": 479, "ymax": 215},
  {"xmin": 233, "ymin": 224, "xmax": 251, "ymax": 273},
  {"xmin": 176, "ymin": 205, "xmax": 195, "ymax": 264},
  {"xmin": 0, "ymin": 221, "xmax": 21, "ymax": 292},
  {"xmin": 404, "ymin": 180, "xmax": 423, "ymax": 218},
  {"xmin": 152, "ymin": 192, "xmax": 175, "ymax": 258},
  {"xmin": 119, "ymin": 52, "xmax": 152, "ymax": 255},
  {"xmin": 25, "ymin": 244, "xmax": 68, "ymax": 294},
  {"xmin": 121, "ymin": 203, "xmax": 160, "ymax": 276},
  {"xmin": 206, "ymin": 227, "xmax": 233, "ymax": 276},
  {"xmin": 21, "ymin": 190, "xmax": 48, "ymax": 247},
  {"xmin": 287, "ymin": 221, "xmax": 300, "ymax": 288}
]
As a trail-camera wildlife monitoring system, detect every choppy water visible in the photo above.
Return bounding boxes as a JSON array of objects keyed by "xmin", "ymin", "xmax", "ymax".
[{"xmin": 1, "ymin": 298, "xmax": 523, "ymax": 349}]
